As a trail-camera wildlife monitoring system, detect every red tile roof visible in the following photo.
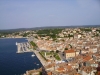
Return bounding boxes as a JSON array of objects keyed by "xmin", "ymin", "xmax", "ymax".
[
  {"xmin": 83, "ymin": 56, "xmax": 92, "ymax": 62},
  {"xmin": 64, "ymin": 50, "xmax": 75, "ymax": 53},
  {"xmin": 66, "ymin": 65, "xmax": 72, "ymax": 70},
  {"xmin": 47, "ymin": 72, "xmax": 52, "ymax": 75},
  {"xmin": 56, "ymin": 67, "xmax": 65, "ymax": 72}
]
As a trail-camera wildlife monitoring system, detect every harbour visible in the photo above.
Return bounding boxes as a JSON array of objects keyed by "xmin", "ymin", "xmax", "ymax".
[
  {"xmin": 16, "ymin": 38, "xmax": 47, "ymax": 67},
  {"xmin": 0, "ymin": 38, "xmax": 42, "ymax": 75},
  {"xmin": 16, "ymin": 42, "xmax": 33, "ymax": 53}
]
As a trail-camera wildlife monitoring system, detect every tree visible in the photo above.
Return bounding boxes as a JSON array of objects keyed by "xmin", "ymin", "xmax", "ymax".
[
  {"xmin": 30, "ymin": 41, "xmax": 38, "ymax": 50},
  {"xmin": 50, "ymin": 50, "xmax": 54, "ymax": 53},
  {"xmin": 69, "ymin": 44, "xmax": 72, "ymax": 48},
  {"xmin": 56, "ymin": 50, "xmax": 59, "ymax": 53},
  {"xmin": 39, "ymin": 72, "xmax": 42, "ymax": 75},
  {"xmin": 65, "ymin": 48, "xmax": 68, "ymax": 50}
]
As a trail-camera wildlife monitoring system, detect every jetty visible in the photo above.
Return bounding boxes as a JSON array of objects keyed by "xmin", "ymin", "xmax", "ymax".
[{"xmin": 16, "ymin": 42, "xmax": 32, "ymax": 53}]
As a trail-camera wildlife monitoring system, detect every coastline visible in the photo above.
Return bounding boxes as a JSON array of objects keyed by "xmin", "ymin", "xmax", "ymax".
[
  {"xmin": 0, "ymin": 37, "xmax": 27, "ymax": 39},
  {"xmin": 0, "ymin": 38, "xmax": 41, "ymax": 75}
]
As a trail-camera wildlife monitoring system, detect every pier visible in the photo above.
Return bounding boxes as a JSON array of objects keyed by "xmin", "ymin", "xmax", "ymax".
[{"xmin": 16, "ymin": 42, "xmax": 33, "ymax": 53}]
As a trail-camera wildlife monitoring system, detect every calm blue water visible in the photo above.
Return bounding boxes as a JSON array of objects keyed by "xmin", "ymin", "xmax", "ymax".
[{"xmin": 0, "ymin": 38, "xmax": 42, "ymax": 75}]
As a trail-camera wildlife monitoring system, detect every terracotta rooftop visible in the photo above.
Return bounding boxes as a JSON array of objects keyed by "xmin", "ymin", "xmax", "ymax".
[
  {"xmin": 83, "ymin": 66, "xmax": 93, "ymax": 73},
  {"xmin": 66, "ymin": 65, "xmax": 72, "ymax": 70},
  {"xmin": 47, "ymin": 72, "xmax": 52, "ymax": 75},
  {"xmin": 74, "ymin": 73, "xmax": 81, "ymax": 75},
  {"xmin": 46, "ymin": 63, "xmax": 55, "ymax": 68},
  {"xmin": 64, "ymin": 50, "xmax": 75, "ymax": 53},
  {"xmin": 47, "ymin": 59, "xmax": 51, "ymax": 62},
  {"xmin": 56, "ymin": 67, "xmax": 65, "ymax": 72},
  {"xmin": 83, "ymin": 56, "xmax": 92, "ymax": 62}
]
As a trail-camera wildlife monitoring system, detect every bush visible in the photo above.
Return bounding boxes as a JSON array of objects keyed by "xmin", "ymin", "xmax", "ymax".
[
  {"xmin": 54, "ymin": 53, "xmax": 61, "ymax": 60},
  {"xmin": 56, "ymin": 50, "xmax": 59, "ymax": 53}
]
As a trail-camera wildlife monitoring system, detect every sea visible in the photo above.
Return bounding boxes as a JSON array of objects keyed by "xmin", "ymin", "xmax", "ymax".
[{"xmin": 0, "ymin": 38, "xmax": 42, "ymax": 75}]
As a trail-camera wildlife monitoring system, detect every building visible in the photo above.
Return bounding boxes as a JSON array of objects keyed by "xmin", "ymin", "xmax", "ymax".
[{"xmin": 64, "ymin": 49, "xmax": 76, "ymax": 59}]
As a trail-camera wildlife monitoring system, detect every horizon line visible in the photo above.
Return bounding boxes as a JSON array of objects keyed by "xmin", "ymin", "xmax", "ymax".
[{"xmin": 0, "ymin": 25, "xmax": 100, "ymax": 30}]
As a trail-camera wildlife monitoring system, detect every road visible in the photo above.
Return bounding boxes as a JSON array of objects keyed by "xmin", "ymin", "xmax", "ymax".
[{"xmin": 58, "ymin": 52, "xmax": 67, "ymax": 61}]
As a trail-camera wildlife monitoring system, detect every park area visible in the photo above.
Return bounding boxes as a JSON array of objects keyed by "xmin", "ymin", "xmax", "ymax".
[{"xmin": 39, "ymin": 51, "xmax": 61, "ymax": 61}]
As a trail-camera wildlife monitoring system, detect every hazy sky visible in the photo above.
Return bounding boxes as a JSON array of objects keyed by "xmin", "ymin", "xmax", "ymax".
[{"xmin": 0, "ymin": 0, "xmax": 100, "ymax": 29}]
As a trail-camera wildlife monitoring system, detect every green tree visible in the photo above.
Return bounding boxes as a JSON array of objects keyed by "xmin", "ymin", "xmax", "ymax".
[
  {"xmin": 39, "ymin": 72, "xmax": 42, "ymax": 75},
  {"xmin": 69, "ymin": 44, "xmax": 72, "ymax": 48},
  {"xmin": 65, "ymin": 48, "xmax": 68, "ymax": 50},
  {"xmin": 56, "ymin": 50, "xmax": 59, "ymax": 53}
]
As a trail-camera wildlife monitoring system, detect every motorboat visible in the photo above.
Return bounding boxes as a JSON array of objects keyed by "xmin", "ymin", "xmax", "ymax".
[
  {"xmin": 37, "ymin": 64, "xmax": 39, "ymax": 65},
  {"xmin": 31, "ymin": 54, "xmax": 35, "ymax": 57}
]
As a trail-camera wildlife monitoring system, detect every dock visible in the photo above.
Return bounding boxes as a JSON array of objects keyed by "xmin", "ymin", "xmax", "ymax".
[{"xmin": 16, "ymin": 42, "xmax": 32, "ymax": 53}]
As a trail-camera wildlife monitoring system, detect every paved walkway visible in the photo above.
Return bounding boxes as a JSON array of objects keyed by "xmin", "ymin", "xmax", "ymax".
[{"xmin": 33, "ymin": 50, "xmax": 47, "ymax": 66}]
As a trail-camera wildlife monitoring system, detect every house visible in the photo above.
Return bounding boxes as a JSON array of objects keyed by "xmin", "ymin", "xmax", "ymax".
[
  {"xmin": 83, "ymin": 60, "xmax": 98, "ymax": 68},
  {"xmin": 66, "ymin": 69, "xmax": 79, "ymax": 75},
  {"xmin": 78, "ymin": 35, "xmax": 82, "ymax": 38},
  {"xmin": 45, "ymin": 63, "xmax": 55, "ymax": 71},
  {"xmin": 64, "ymin": 50, "xmax": 76, "ymax": 59},
  {"xmin": 83, "ymin": 56, "xmax": 92, "ymax": 62},
  {"xmin": 76, "ymin": 51, "xmax": 80, "ymax": 56},
  {"xmin": 89, "ymin": 46, "xmax": 97, "ymax": 53},
  {"xmin": 56, "ymin": 67, "xmax": 66, "ymax": 73},
  {"xmin": 81, "ymin": 56, "xmax": 93, "ymax": 67},
  {"xmin": 47, "ymin": 72, "xmax": 52, "ymax": 75},
  {"xmin": 80, "ymin": 66, "xmax": 96, "ymax": 75},
  {"xmin": 90, "ymin": 61, "xmax": 98, "ymax": 67}
]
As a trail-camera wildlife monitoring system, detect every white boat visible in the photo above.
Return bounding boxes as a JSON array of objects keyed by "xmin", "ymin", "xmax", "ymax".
[
  {"xmin": 16, "ymin": 42, "xmax": 17, "ymax": 45},
  {"xmin": 37, "ymin": 64, "xmax": 39, "ymax": 65},
  {"xmin": 31, "ymin": 54, "xmax": 35, "ymax": 57}
]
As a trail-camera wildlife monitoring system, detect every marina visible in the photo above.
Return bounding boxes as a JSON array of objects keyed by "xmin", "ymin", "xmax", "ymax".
[
  {"xmin": 16, "ymin": 38, "xmax": 47, "ymax": 66},
  {"xmin": 16, "ymin": 42, "xmax": 33, "ymax": 53},
  {"xmin": 16, "ymin": 41, "xmax": 47, "ymax": 66},
  {"xmin": 16, "ymin": 39, "xmax": 47, "ymax": 70}
]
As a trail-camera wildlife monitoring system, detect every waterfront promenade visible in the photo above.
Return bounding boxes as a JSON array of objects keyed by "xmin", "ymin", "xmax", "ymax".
[
  {"xmin": 33, "ymin": 50, "xmax": 47, "ymax": 66},
  {"xmin": 24, "ymin": 50, "xmax": 47, "ymax": 75}
]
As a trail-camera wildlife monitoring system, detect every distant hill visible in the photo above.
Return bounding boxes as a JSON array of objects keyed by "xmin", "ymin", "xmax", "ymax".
[{"xmin": 0, "ymin": 25, "xmax": 100, "ymax": 32}]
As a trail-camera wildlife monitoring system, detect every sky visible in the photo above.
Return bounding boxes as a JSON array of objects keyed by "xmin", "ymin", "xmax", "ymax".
[{"xmin": 0, "ymin": 0, "xmax": 100, "ymax": 29}]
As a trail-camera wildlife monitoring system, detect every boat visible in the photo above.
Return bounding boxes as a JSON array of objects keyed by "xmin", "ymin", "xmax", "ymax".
[
  {"xmin": 31, "ymin": 54, "xmax": 35, "ymax": 57},
  {"xmin": 37, "ymin": 64, "xmax": 39, "ymax": 65},
  {"xmin": 16, "ymin": 42, "xmax": 17, "ymax": 45}
]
